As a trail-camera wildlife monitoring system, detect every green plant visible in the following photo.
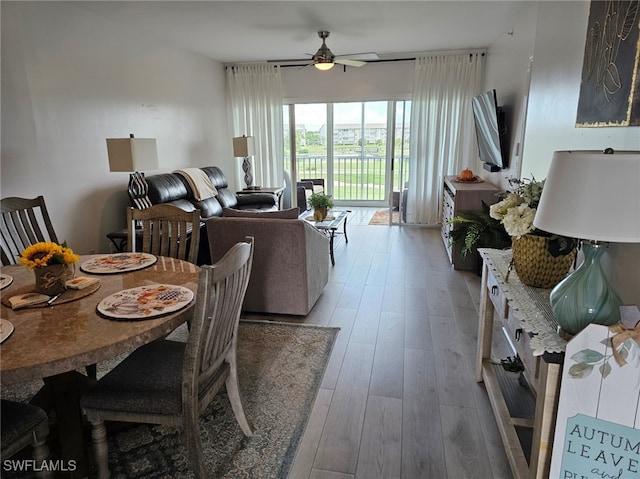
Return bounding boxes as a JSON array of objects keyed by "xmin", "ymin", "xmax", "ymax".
[
  {"xmin": 308, "ymin": 192, "xmax": 334, "ymax": 210},
  {"xmin": 447, "ymin": 201, "xmax": 511, "ymax": 257}
]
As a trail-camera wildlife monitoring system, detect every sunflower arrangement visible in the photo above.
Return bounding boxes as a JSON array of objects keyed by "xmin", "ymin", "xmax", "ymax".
[{"xmin": 19, "ymin": 241, "xmax": 80, "ymax": 269}]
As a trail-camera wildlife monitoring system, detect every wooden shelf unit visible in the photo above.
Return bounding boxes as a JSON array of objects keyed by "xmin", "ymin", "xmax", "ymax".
[{"xmin": 441, "ymin": 176, "xmax": 499, "ymax": 270}]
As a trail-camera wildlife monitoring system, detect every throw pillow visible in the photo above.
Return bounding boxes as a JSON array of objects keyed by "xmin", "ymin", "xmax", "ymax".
[{"xmin": 222, "ymin": 207, "xmax": 299, "ymax": 219}]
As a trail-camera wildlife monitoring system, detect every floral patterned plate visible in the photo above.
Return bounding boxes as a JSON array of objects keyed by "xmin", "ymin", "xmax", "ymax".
[
  {"xmin": 80, "ymin": 253, "xmax": 157, "ymax": 274},
  {"xmin": 0, "ymin": 274, "xmax": 13, "ymax": 290},
  {"xmin": 0, "ymin": 318, "xmax": 14, "ymax": 343},
  {"xmin": 97, "ymin": 284, "xmax": 194, "ymax": 320}
]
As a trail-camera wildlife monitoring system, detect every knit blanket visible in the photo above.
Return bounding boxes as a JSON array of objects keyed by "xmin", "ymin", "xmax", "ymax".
[{"xmin": 174, "ymin": 168, "xmax": 218, "ymax": 201}]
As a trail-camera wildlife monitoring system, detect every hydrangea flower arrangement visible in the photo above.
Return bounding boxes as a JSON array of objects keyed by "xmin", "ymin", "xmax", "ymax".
[
  {"xmin": 490, "ymin": 177, "xmax": 577, "ymax": 257},
  {"xmin": 490, "ymin": 177, "xmax": 544, "ymax": 238}
]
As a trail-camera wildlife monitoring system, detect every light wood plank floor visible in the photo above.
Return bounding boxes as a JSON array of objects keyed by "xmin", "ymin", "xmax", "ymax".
[{"xmin": 246, "ymin": 207, "xmax": 515, "ymax": 479}]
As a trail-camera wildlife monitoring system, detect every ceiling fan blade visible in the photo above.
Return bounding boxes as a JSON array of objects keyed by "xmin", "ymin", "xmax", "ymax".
[
  {"xmin": 337, "ymin": 52, "xmax": 379, "ymax": 61},
  {"xmin": 335, "ymin": 58, "xmax": 366, "ymax": 67}
]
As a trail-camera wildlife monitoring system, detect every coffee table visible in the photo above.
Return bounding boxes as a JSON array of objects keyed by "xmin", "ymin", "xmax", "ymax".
[{"xmin": 299, "ymin": 209, "xmax": 350, "ymax": 266}]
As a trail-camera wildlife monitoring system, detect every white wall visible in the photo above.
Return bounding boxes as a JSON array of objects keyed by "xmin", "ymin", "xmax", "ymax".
[
  {"xmin": 282, "ymin": 60, "xmax": 414, "ymax": 103},
  {"xmin": 482, "ymin": 1, "xmax": 539, "ymax": 190},
  {"xmin": 1, "ymin": 2, "xmax": 230, "ymax": 255}
]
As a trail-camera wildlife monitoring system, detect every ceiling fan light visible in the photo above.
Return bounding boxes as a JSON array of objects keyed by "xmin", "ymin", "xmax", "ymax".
[{"xmin": 314, "ymin": 62, "xmax": 334, "ymax": 71}]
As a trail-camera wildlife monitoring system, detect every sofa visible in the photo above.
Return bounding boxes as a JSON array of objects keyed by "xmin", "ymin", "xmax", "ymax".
[
  {"xmin": 207, "ymin": 208, "xmax": 329, "ymax": 315},
  {"xmin": 143, "ymin": 166, "xmax": 278, "ymax": 216},
  {"xmin": 137, "ymin": 166, "xmax": 278, "ymax": 263}
]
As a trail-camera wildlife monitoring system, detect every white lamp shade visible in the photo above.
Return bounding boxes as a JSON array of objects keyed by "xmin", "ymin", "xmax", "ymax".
[
  {"xmin": 534, "ymin": 150, "xmax": 640, "ymax": 243},
  {"xmin": 107, "ymin": 138, "xmax": 159, "ymax": 172},
  {"xmin": 232, "ymin": 136, "xmax": 256, "ymax": 158}
]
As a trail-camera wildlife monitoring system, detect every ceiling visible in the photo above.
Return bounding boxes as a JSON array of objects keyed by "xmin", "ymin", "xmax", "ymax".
[{"xmin": 77, "ymin": 1, "xmax": 529, "ymax": 64}]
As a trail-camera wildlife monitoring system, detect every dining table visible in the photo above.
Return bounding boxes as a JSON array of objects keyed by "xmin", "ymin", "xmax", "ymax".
[{"xmin": 0, "ymin": 254, "xmax": 199, "ymax": 478}]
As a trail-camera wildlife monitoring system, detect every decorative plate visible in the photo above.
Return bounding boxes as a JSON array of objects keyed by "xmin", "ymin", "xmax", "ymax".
[
  {"xmin": 80, "ymin": 253, "xmax": 157, "ymax": 274},
  {"xmin": 97, "ymin": 284, "xmax": 194, "ymax": 320},
  {"xmin": 0, "ymin": 274, "xmax": 13, "ymax": 290},
  {"xmin": 0, "ymin": 318, "xmax": 14, "ymax": 344}
]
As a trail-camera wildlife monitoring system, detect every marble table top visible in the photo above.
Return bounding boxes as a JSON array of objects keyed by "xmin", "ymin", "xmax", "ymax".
[{"xmin": 0, "ymin": 255, "xmax": 199, "ymax": 384}]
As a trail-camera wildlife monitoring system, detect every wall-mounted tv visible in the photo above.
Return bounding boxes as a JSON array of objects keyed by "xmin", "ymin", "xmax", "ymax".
[{"xmin": 471, "ymin": 89, "xmax": 508, "ymax": 172}]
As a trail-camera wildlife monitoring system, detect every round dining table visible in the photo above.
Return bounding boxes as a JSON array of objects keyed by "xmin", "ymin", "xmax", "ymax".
[{"xmin": 0, "ymin": 254, "xmax": 199, "ymax": 478}]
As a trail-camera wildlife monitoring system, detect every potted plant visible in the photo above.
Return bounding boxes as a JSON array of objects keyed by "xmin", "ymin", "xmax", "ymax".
[
  {"xmin": 308, "ymin": 192, "xmax": 334, "ymax": 221},
  {"xmin": 447, "ymin": 201, "xmax": 511, "ymax": 268}
]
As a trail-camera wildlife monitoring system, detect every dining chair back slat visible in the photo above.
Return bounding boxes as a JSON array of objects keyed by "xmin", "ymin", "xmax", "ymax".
[
  {"xmin": 1, "ymin": 196, "xmax": 59, "ymax": 265},
  {"xmin": 127, "ymin": 204, "xmax": 201, "ymax": 264}
]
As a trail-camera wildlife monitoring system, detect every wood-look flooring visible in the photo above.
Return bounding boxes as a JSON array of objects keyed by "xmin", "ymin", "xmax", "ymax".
[{"xmin": 245, "ymin": 207, "xmax": 515, "ymax": 479}]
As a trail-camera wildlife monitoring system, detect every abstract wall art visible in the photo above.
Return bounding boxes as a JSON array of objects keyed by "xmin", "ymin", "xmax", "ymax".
[{"xmin": 576, "ymin": 0, "xmax": 640, "ymax": 127}]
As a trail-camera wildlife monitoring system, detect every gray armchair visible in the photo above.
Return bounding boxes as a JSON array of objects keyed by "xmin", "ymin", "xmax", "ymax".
[{"xmin": 207, "ymin": 211, "xmax": 329, "ymax": 315}]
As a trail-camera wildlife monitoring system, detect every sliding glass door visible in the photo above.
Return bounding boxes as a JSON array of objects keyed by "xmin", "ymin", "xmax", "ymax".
[{"xmin": 284, "ymin": 100, "xmax": 410, "ymax": 216}]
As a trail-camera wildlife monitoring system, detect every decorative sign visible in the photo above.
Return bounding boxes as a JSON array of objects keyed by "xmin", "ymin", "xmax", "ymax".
[
  {"xmin": 575, "ymin": 0, "xmax": 640, "ymax": 127},
  {"xmin": 550, "ymin": 314, "xmax": 640, "ymax": 479},
  {"xmin": 560, "ymin": 414, "xmax": 639, "ymax": 478}
]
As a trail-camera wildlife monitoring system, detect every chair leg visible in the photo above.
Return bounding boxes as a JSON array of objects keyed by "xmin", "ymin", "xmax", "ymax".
[
  {"xmin": 88, "ymin": 419, "xmax": 111, "ymax": 479},
  {"xmin": 225, "ymin": 355, "xmax": 253, "ymax": 436},
  {"xmin": 32, "ymin": 432, "xmax": 53, "ymax": 479},
  {"xmin": 183, "ymin": 414, "xmax": 209, "ymax": 479}
]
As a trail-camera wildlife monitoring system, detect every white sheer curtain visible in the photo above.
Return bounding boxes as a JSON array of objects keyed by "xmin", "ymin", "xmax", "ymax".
[
  {"xmin": 406, "ymin": 53, "xmax": 484, "ymax": 225},
  {"xmin": 226, "ymin": 65, "xmax": 284, "ymax": 189}
]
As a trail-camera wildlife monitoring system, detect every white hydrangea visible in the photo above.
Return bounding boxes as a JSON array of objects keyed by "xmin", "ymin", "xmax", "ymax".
[
  {"xmin": 489, "ymin": 193, "xmax": 525, "ymax": 221},
  {"xmin": 502, "ymin": 204, "xmax": 536, "ymax": 238}
]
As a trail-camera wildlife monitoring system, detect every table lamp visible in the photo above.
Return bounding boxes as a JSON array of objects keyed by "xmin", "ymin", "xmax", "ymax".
[
  {"xmin": 107, "ymin": 134, "xmax": 159, "ymax": 209},
  {"xmin": 233, "ymin": 135, "xmax": 258, "ymax": 190},
  {"xmin": 533, "ymin": 149, "xmax": 640, "ymax": 335}
]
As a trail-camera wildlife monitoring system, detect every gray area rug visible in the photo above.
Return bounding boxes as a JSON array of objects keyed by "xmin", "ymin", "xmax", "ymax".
[{"xmin": 1, "ymin": 320, "xmax": 339, "ymax": 478}]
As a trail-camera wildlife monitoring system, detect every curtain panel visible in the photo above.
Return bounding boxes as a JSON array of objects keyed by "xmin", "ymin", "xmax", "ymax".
[
  {"xmin": 226, "ymin": 65, "xmax": 284, "ymax": 189},
  {"xmin": 407, "ymin": 54, "xmax": 484, "ymax": 225}
]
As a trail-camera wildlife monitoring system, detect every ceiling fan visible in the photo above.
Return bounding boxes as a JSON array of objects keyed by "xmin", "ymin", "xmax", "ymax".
[
  {"xmin": 271, "ymin": 31, "xmax": 379, "ymax": 70},
  {"xmin": 310, "ymin": 31, "xmax": 378, "ymax": 70}
]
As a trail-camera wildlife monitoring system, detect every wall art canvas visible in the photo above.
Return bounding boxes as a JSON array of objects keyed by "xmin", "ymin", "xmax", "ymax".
[{"xmin": 576, "ymin": 0, "xmax": 640, "ymax": 127}]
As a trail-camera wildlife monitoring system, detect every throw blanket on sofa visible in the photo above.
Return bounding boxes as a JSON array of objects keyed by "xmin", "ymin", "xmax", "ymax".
[{"xmin": 174, "ymin": 168, "xmax": 218, "ymax": 201}]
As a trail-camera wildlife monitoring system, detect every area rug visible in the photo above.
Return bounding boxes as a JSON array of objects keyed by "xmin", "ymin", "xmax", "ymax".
[
  {"xmin": 368, "ymin": 209, "xmax": 400, "ymax": 225},
  {"xmin": 1, "ymin": 320, "xmax": 339, "ymax": 479}
]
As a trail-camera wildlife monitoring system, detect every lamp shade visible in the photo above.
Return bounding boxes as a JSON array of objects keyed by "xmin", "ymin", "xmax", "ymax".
[
  {"xmin": 533, "ymin": 150, "xmax": 640, "ymax": 243},
  {"xmin": 106, "ymin": 137, "xmax": 159, "ymax": 172},
  {"xmin": 232, "ymin": 136, "xmax": 256, "ymax": 158}
]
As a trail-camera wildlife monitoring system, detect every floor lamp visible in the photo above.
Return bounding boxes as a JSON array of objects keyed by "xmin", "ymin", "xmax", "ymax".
[
  {"xmin": 107, "ymin": 134, "xmax": 159, "ymax": 209},
  {"xmin": 534, "ymin": 149, "xmax": 640, "ymax": 335},
  {"xmin": 233, "ymin": 135, "xmax": 259, "ymax": 190}
]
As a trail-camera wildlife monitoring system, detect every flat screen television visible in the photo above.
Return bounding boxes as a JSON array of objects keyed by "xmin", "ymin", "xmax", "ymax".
[{"xmin": 471, "ymin": 89, "xmax": 508, "ymax": 171}]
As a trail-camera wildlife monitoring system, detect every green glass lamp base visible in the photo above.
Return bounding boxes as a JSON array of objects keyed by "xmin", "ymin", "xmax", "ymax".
[{"xmin": 550, "ymin": 241, "xmax": 621, "ymax": 336}]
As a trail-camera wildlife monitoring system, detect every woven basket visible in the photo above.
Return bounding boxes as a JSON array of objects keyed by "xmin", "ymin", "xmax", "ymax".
[{"xmin": 511, "ymin": 234, "xmax": 576, "ymax": 289}]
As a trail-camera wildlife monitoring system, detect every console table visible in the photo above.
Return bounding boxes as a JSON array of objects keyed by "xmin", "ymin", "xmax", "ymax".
[{"xmin": 476, "ymin": 248, "xmax": 567, "ymax": 479}]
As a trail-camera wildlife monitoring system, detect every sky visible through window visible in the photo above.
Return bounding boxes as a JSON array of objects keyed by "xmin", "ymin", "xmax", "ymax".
[{"xmin": 294, "ymin": 102, "xmax": 389, "ymax": 131}]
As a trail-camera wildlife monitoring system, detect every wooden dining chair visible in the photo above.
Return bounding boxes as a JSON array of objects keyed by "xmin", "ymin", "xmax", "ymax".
[
  {"xmin": 1, "ymin": 400, "xmax": 53, "ymax": 479},
  {"xmin": 81, "ymin": 237, "xmax": 254, "ymax": 479},
  {"xmin": 1, "ymin": 196, "xmax": 58, "ymax": 266},
  {"xmin": 127, "ymin": 204, "xmax": 201, "ymax": 264}
]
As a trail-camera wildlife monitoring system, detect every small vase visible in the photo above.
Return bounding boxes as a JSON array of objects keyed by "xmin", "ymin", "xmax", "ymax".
[
  {"xmin": 313, "ymin": 207, "xmax": 328, "ymax": 221},
  {"xmin": 511, "ymin": 234, "xmax": 576, "ymax": 289},
  {"xmin": 34, "ymin": 264, "xmax": 72, "ymax": 295}
]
